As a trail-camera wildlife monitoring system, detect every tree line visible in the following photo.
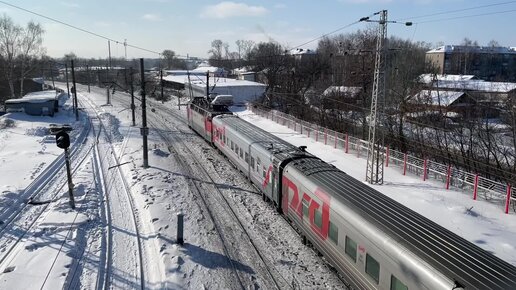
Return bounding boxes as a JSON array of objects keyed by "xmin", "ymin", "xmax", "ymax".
[
  {"xmin": 0, "ymin": 15, "xmax": 44, "ymax": 100},
  {"xmin": 205, "ymin": 33, "xmax": 515, "ymax": 184}
]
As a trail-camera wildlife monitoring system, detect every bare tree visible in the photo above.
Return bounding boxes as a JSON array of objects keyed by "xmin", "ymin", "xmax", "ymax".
[
  {"xmin": 0, "ymin": 16, "xmax": 44, "ymax": 98},
  {"xmin": 487, "ymin": 40, "xmax": 500, "ymax": 47},
  {"xmin": 223, "ymin": 42, "xmax": 230, "ymax": 59},
  {"xmin": 208, "ymin": 39, "xmax": 223, "ymax": 60},
  {"xmin": 19, "ymin": 21, "xmax": 44, "ymax": 97},
  {"xmin": 162, "ymin": 49, "xmax": 175, "ymax": 69},
  {"xmin": 0, "ymin": 15, "xmax": 22, "ymax": 98},
  {"xmin": 63, "ymin": 52, "xmax": 77, "ymax": 62},
  {"xmin": 235, "ymin": 39, "xmax": 255, "ymax": 60},
  {"xmin": 248, "ymin": 41, "xmax": 287, "ymax": 99}
]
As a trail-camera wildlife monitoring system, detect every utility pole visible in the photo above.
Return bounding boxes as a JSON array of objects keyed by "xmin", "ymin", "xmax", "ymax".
[
  {"xmin": 160, "ymin": 69, "xmax": 164, "ymax": 103},
  {"xmin": 49, "ymin": 63, "xmax": 55, "ymax": 90},
  {"xmin": 206, "ymin": 71, "xmax": 210, "ymax": 100},
  {"xmin": 71, "ymin": 60, "xmax": 79, "ymax": 121},
  {"xmin": 108, "ymin": 40, "xmax": 112, "ymax": 69},
  {"xmin": 65, "ymin": 63, "xmax": 70, "ymax": 101},
  {"xmin": 124, "ymin": 39, "xmax": 127, "ymax": 60},
  {"xmin": 130, "ymin": 67, "xmax": 136, "ymax": 126},
  {"xmin": 361, "ymin": 10, "xmax": 411, "ymax": 185},
  {"xmin": 87, "ymin": 64, "xmax": 91, "ymax": 93},
  {"xmin": 106, "ymin": 87, "xmax": 111, "ymax": 105},
  {"xmin": 140, "ymin": 58, "xmax": 149, "ymax": 168},
  {"xmin": 365, "ymin": 10, "xmax": 387, "ymax": 185}
]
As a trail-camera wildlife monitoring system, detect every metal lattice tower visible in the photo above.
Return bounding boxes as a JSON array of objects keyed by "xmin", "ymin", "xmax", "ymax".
[{"xmin": 365, "ymin": 10, "xmax": 387, "ymax": 185}]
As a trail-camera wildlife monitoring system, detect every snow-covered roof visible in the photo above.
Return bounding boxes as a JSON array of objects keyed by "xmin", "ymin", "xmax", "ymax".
[
  {"xmin": 163, "ymin": 70, "xmax": 205, "ymax": 76},
  {"xmin": 58, "ymin": 66, "xmax": 124, "ymax": 72},
  {"xmin": 5, "ymin": 97, "xmax": 55, "ymax": 104},
  {"xmin": 427, "ymin": 45, "xmax": 516, "ymax": 54},
  {"xmin": 419, "ymin": 74, "xmax": 516, "ymax": 93},
  {"xmin": 4, "ymin": 90, "xmax": 60, "ymax": 104},
  {"xmin": 418, "ymin": 74, "xmax": 476, "ymax": 84},
  {"xmin": 233, "ymin": 67, "xmax": 255, "ymax": 74},
  {"xmin": 32, "ymin": 77, "xmax": 45, "ymax": 85},
  {"xmin": 192, "ymin": 66, "xmax": 224, "ymax": 74},
  {"xmin": 23, "ymin": 90, "xmax": 59, "ymax": 99},
  {"xmin": 289, "ymin": 48, "xmax": 316, "ymax": 55},
  {"xmin": 410, "ymin": 90, "xmax": 465, "ymax": 106},
  {"xmin": 164, "ymin": 75, "xmax": 265, "ymax": 88},
  {"xmin": 435, "ymin": 80, "xmax": 516, "ymax": 93},
  {"xmin": 323, "ymin": 86, "xmax": 361, "ymax": 96}
]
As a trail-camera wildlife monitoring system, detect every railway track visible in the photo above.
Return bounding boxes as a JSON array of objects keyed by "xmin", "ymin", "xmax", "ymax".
[
  {"xmin": 107, "ymin": 87, "xmax": 343, "ymax": 289},
  {"xmin": 146, "ymin": 106, "xmax": 289, "ymax": 289},
  {"xmin": 147, "ymin": 99, "xmax": 349, "ymax": 289},
  {"xmin": 0, "ymin": 114, "xmax": 93, "ymax": 274},
  {"xmin": 80, "ymin": 95, "xmax": 146, "ymax": 290}
]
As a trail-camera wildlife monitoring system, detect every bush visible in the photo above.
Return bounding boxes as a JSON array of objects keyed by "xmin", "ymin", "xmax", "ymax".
[{"xmin": 0, "ymin": 118, "xmax": 15, "ymax": 129}]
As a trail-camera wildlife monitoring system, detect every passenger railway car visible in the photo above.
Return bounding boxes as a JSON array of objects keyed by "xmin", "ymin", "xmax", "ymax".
[{"xmin": 188, "ymin": 99, "xmax": 516, "ymax": 290}]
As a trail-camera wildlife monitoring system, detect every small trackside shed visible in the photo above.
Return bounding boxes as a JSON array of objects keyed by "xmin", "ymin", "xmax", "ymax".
[{"xmin": 4, "ymin": 90, "xmax": 66, "ymax": 117}]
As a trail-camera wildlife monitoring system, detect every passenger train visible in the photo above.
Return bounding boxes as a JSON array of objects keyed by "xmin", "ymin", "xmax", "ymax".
[{"xmin": 187, "ymin": 96, "xmax": 516, "ymax": 290}]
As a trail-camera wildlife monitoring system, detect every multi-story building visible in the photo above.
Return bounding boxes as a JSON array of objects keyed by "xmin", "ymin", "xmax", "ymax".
[{"xmin": 426, "ymin": 45, "xmax": 516, "ymax": 82}]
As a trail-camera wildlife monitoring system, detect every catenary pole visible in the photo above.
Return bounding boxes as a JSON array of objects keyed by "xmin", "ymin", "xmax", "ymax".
[
  {"xmin": 65, "ymin": 63, "xmax": 70, "ymax": 104},
  {"xmin": 140, "ymin": 58, "xmax": 149, "ymax": 168},
  {"xmin": 71, "ymin": 60, "xmax": 79, "ymax": 121},
  {"xmin": 130, "ymin": 67, "xmax": 136, "ymax": 126}
]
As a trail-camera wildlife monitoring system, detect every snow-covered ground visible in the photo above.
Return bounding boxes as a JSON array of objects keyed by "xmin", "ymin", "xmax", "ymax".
[{"xmin": 0, "ymin": 84, "xmax": 515, "ymax": 289}]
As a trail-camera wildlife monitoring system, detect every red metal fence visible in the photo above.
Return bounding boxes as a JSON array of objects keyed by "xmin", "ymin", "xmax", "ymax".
[{"xmin": 251, "ymin": 106, "xmax": 514, "ymax": 214}]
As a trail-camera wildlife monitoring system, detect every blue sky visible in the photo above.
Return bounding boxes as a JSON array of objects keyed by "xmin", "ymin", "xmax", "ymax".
[{"xmin": 2, "ymin": 0, "xmax": 515, "ymax": 59}]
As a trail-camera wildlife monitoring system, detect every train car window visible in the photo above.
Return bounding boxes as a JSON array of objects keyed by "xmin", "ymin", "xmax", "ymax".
[
  {"xmin": 345, "ymin": 236, "xmax": 357, "ymax": 262},
  {"xmin": 235, "ymin": 144, "xmax": 239, "ymax": 153},
  {"xmin": 302, "ymin": 200, "xmax": 309, "ymax": 218},
  {"xmin": 329, "ymin": 221, "xmax": 338, "ymax": 244},
  {"xmin": 239, "ymin": 148, "xmax": 243, "ymax": 159},
  {"xmin": 366, "ymin": 254, "xmax": 380, "ymax": 284},
  {"xmin": 257, "ymin": 158, "xmax": 261, "ymax": 171},
  {"xmin": 314, "ymin": 209, "xmax": 322, "ymax": 227},
  {"xmin": 390, "ymin": 275, "xmax": 408, "ymax": 290},
  {"xmin": 262, "ymin": 166, "xmax": 266, "ymax": 178},
  {"xmin": 245, "ymin": 152, "xmax": 249, "ymax": 164},
  {"xmin": 251, "ymin": 157, "xmax": 255, "ymax": 169},
  {"xmin": 231, "ymin": 141, "xmax": 234, "ymax": 151}
]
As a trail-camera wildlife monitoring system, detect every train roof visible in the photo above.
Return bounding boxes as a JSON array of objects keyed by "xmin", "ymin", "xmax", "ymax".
[
  {"xmin": 288, "ymin": 157, "xmax": 516, "ymax": 289},
  {"xmin": 216, "ymin": 114, "xmax": 313, "ymax": 161},
  {"xmin": 189, "ymin": 97, "xmax": 232, "ymax": 115}
]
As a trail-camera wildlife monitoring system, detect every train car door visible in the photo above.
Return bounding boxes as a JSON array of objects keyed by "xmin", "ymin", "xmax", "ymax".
[
  {"xmin": 271, "ymin": 159, "xmax": 280, "ymax": 208},
  {"xmin": 204, "ymin": 113, "xmax": 212, "ymax": 142}
]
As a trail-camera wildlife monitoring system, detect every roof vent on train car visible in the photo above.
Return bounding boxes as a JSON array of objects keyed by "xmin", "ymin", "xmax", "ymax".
[{"xmin": 298, "ymin": 146, "xmax": 307, "ymax": 152}]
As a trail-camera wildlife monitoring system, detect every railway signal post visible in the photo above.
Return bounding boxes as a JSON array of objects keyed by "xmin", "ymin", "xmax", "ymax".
[{"xmin": 50, "ymin": 124, "xmax": 75, "ymax": 209}]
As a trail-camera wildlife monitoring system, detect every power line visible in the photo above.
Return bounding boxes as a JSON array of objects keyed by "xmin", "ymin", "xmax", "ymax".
[
  {"xmin": 290, "ymin": 12, "xmax": 382, "ymax": 50},
  {"xmin": 395, "ymin": 0, "xmax": 516, "ymax": 21},
  {"xmin": 416, "ymin": 8, "xmax": 516, "ymax": 24},
  {"xmin": 0, "ymin": 0, "xmax": 162, "ymax": 55},
  {"xmin": 291, "ymin": 20, "xmax": 362, "ymax": 49}
]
